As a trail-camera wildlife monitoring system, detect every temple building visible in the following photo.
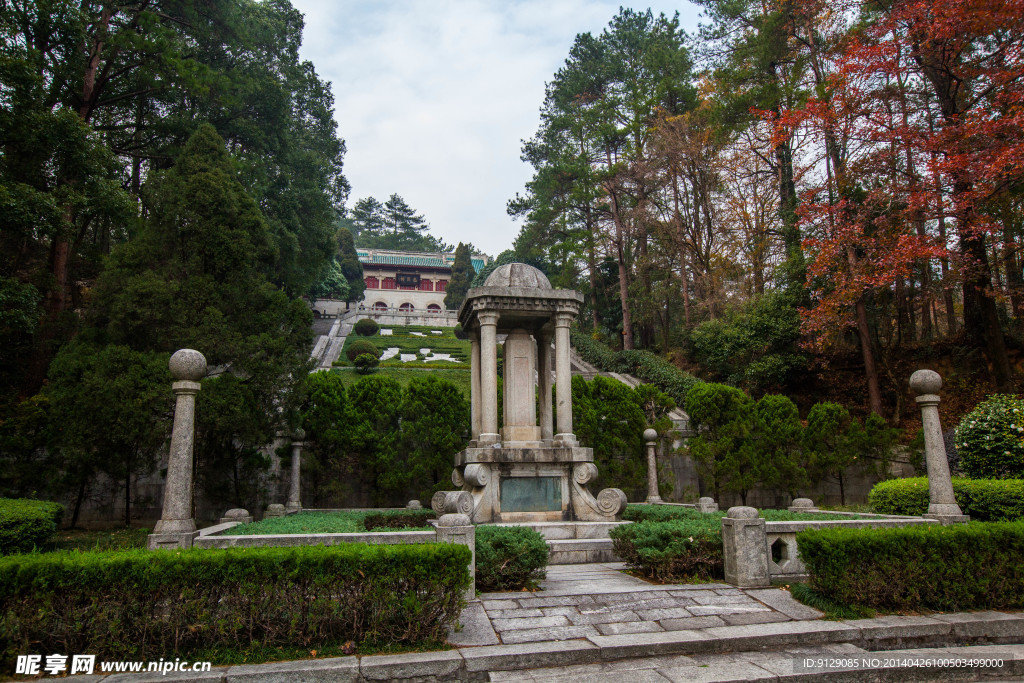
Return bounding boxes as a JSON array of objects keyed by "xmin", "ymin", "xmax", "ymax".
[{"xmin": 357, "ymin": 248, "xmax": 490, "ymax": 313}]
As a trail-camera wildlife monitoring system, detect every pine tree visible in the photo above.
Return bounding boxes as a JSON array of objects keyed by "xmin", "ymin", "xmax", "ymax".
[{"xmin": 444, "ymin": 242, "xmax": 476, "ymax": 310}]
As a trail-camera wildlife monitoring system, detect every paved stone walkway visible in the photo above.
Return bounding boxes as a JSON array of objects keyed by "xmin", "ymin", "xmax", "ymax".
[{"xmin": 456, "ymin": 562, "xmax": 823, "ymax": 649}]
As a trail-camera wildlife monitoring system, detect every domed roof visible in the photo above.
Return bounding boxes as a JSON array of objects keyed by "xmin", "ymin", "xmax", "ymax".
[{"xmin": 484, "ymin": 263, "xmax": 552, "ymax": 289}]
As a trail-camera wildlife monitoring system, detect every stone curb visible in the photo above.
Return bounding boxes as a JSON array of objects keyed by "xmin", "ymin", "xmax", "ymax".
[{"xmin": 91, "ymin": 610, "xmax": 1024, "ymax": 682}]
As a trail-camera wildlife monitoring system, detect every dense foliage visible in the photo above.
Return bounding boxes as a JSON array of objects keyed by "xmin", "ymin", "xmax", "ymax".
[
  {"xmin": 954, "ymin": 395, "xmax": 1024, "ymax": 479},
  {"xmin": 571, "ymin": 331, "xmax": 698, "ymax": 406},
  {"xmin": 444, "ymin": 243, "xmax": 476, "ymax": 311},
  {"xmin": 300, "ymin": 372, "xmax": 470, "ymax": 507},
  {"xmin": 475, "ymin": 525, "xmax": 548, "ymax": 592},
  {"xmin": 345, "ymin": 339, "xmax": 379, "ymax": 362},
  {"xmin": 353, "ymin": 318, "xmax": 380, "ymax": 336},
  {"xmin": 0, "ymin": 498, "xmax": 64, "ymax": 554},
  {"xmin": 798, "ymin": 523, "xmax": 1024, "ymax": 611},
  {"xmin": 868, "ymin": 477, "xmax": 1024, "ymax": 521},
  {"xmin": 0, "ymin": 544, "xmax": 470, "ymax": 661}
]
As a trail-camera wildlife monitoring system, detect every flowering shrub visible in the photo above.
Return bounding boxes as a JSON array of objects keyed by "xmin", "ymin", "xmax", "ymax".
[{"xmin": 954, "ymin": 395, "xmax": 1024, "ymax": 479}]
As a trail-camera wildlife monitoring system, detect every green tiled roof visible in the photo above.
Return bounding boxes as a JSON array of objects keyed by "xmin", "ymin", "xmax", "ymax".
[
  {"xmin": 471, "ymin": 258, "xmax": 485, "ymax": 271},
  {"xmin": 359, "ymin": 253, "xmax": 447, "ymax": 267}
]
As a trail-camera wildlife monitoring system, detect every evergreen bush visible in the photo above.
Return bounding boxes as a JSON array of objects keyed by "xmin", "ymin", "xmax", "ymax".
[
  {"xmin": 797, "ymin": 522, "xmax": 1024, "ymax": 611},
  {"xmin": 353, "ymin": 353, "xmax": 379, "ymax": 374},
  {"xmin": 453, "ymin": 323, "xmax": 468, "ymax": 339},
  {"xmin": 353, "ymin": 317, "xmax": 379, "ymax": 336},
  {"xmin": 610, "ymin": 518, "xmax": 724, "ymax": 582},
  {"xmin": 0, "ymin": 543, "xmax": 470, "ymax": 661},
  {"xmin": 362, "ymin": 510, "xmax": 435, "ymax": 530},
  {"xmin": 868, "ymin": 477, "xmax": 1024, "ymax": 521},
  {"xmin": 570, "ymin": 331, "xmax": 699, "ymax": 405},
  {"xmin": 475, "ymin": 525, "xmax": 548, "ymax": 591},
  {"xmin": 345, "ymin": 339, "xmax": 378, "ymax": 362},
  {"xmin": 0, "ymin": 499, "xmax": 64, "ymax": 554},
  {"xmin": 954, "ymin": 394, "xmax": 1024, "ymax": 478}
]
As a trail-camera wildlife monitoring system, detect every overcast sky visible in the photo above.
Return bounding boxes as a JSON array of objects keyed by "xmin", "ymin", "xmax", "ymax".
[{"xmin": 289, "ymin": 0, "xmax": 703, "ymax": 256}]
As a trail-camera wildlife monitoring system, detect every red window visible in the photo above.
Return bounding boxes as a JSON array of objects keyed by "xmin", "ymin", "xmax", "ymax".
[
  {"xmin": 383, "ymin": 277, "xmax": 396, "ymax": 289},
  {"xmin": 373, "ymin": 301, "xmax": 388, "ymax": 311},
  {"xmin": 436, "ymin": 280, "xmax": 448, "ymax": 292},
  {"xmin": 428, "ymin": 303, "xmax": 442, "ymax": 312},
  {"xmin": 399, "ymin": 302, "xmax": 414, "ymax": 312},
  {"xmin": 365, "ymin": 276, "xmax": 379, "ymax": 289},
  {"xmin": 419, "ymin": 279, "xmax": 433, "ymax": 291}
]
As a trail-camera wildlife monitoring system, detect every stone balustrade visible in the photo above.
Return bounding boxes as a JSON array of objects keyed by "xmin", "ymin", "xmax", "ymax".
[{"xmin": 721, "ymin": 504, "xmax": 939, "ymax": 588}]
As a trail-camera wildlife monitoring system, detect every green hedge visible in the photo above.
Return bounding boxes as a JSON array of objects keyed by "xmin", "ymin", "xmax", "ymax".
[
  {"xmin": 0, "ymin": 543, "xmax": 470, "ymax": 661},
  {"xmin": 362, "ymin": 510, "xmax": 435, "ymax": 530},
  {"xmin": 611, "ymin": 519, "xmax": 723, "ymax": 582},
  {"xmin": 868, "ymin": 477, "xmax": 1024, "ymax": 521},
  {"xmin": 570, "ymin": 331, "xmax": 699, "ymax": 405},
  {"xmin": 0, "ymin": 499, "xmax": 64, "ymax": 554},
  {"xmin": 475, "ymin": 526, "xmax": 548, "ymax": 591},
  {"xmin": 797, "ymin": 522, "xmax": 1024, "ymax": 611}
]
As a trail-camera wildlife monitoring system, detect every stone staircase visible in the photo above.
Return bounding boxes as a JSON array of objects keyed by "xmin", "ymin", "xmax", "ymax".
[{"xmin": 489, "ymin": 521, "xmax": 623, "ymax": 564}]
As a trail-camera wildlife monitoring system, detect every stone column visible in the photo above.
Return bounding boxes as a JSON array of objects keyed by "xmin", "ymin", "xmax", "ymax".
[
  {"xmin": 721, "ymin": 506, "xmax": 770, "ymax": 588},
  {"xmin": 537, "ymin": 332, "xmax": 553, "ymax": 442},
  {"xmin": 437, "ymin": 513, "xmax": 476, "ymax": 602},
  {"xmin": 470, "ymin": 330, "xmax": 481, "ymax": 442},
  {"xmin": 478, "ymin": 312, "xmax": 499, "ymax": 444},
  {"xmin": 644, "ymin": 428, "xmax": 663, "ymax": 504},
  {"xmin": 286, "ymin": 429, "xmax": 304, "ymax": 513},
  {"xmin": 553, "ymin": 312, "xmax": 576, "ymax": 446},
  {"xmin": 148, "ymin": 349, "xmax": 206, "ymax": 551},
  {"xmin": 910, "ymin": 370, "xmax": 969, "ymax": 524}
]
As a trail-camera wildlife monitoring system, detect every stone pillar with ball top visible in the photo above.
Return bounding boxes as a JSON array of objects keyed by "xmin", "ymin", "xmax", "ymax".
[
  {"xmin": 148, "ymin": 349, "xmax": 207, "ymax": 550},
  {"xmin": 453, "ymin": 263, "xmax": 626, "ymax": 524},
  {"xmin": 910, "ymin": 369, "xmax": 969, "ymax": 525},
  {"xmin": 644, "ymin": 428, "xmax": 663, "ymax": 504}
]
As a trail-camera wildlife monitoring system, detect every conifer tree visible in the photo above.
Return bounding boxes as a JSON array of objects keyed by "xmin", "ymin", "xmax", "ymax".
[{"xmin": 444, "ymin": 242, "xmax": 476, "ymax": 310}]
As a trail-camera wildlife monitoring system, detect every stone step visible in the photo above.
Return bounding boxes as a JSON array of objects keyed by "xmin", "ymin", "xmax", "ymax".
[
  {"xmin": 547, "ymin": 538, "xmax": 618, "ymax": 564},
  {"xmin": 490, "ymin": 521, "xmax": 626, "ymax": 540},
  {"xmin": 490, "ymin": 643, "xmax": 1024, "ymax": 682}
]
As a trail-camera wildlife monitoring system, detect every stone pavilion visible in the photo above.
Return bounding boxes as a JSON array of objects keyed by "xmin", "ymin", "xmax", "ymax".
[{"xmin": 453, "ymin": 263, "xmax": 626, "ymax": 523}]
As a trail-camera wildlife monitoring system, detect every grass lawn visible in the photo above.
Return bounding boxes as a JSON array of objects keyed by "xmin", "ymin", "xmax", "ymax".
[
  {"xmin": 332, "ymin": 366, "xmax": 471, "ymax": 398},
  {"xmin": 340, "ymin": 323, "xmax": 470, "ymax": 367},
  {"xmin": 223, "ymin": 510, "xmax": 434, "ymax": 535}
]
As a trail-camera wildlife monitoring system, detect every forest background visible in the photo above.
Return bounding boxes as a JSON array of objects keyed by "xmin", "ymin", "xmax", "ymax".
[{"xmin": 1, "ymin": 0, "xmax": 1022, "ymax": 522}]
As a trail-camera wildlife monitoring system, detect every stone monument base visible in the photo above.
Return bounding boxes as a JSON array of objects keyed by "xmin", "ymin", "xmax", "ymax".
[
  {"xmin": 147, "ymin": 530, "xmax": 199, "ymax": 550},
  {"xmin": 450, "ymin": 446, "xmax": 626, "ymax": 524}
]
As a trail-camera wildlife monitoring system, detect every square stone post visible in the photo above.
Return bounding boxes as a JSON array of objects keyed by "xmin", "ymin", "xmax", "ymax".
[
  {"xmin": 721, "ymin": 506, "xmax": 770, "ymax": 588},
  {"xmin": 470, "ymin": 331, "xmax": 481, "ymax": 442},
  {"xmin": 478, "ymin": 312, "xmax": 499, "ymax": 444},
  {"xmin": 436, "ymin": 513, "xmax": 476, "ymax": 602},
  {"xmin": 148, "ymin": 349, "xmax": 206, "ymax": 551},
  {"xmin": 537, "ymin": 332, "xmax": 553, "ymax": 442},
  {"xmin": 553, "ymin": 311, "xmax": 576, "ymax": 446},
  {"xmin": 910, "ymin": 370, "xmax": 969, "ymax": 524}
]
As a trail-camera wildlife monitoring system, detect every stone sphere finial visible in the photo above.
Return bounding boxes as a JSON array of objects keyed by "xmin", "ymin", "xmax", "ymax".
[
  {"xmin": 909, "ymin": 369, "xmax": 942, "ymax": 396},
  {"xmin": 643, "ymin": 428, "xmax": 658, "ymax": 442},
  {"xmin": 169, "ymin": 349, "xmax": 207, "ymax": 381},
  {"xmin": 293, "ymin": 427, "xmax": 306, "ymax": 441}
]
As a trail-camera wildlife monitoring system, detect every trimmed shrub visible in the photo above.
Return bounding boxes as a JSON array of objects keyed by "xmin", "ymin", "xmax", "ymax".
[
  {"xmin": 869, "ymin": 477, "xmax": 1024, "ymax": 521},
  {"xmin": 453, "ymin": 323, "xmax": 468, "ymax": 339},
  {"xmin": 570, "ymin": 331, "xmax": 699, "ymax": 406},
  {"xmin": 0, "ymin": 543, "xmax": 470, "ymax": 661},
  {"xmin": 362, "ymin": 510, "xmax": 435, "ymax": 530},
  {"xmin": 0, "ymin": 499, "xmax": 64, "ymax": 554},
  {"xmin": 611, "ymin": 519, "xmax": 724, "ymax": 582},
  {"xmin": 345, "ymin": 338, "xmax": 378, "ymax": 362},
  {"xmin": 353, "ymin": 317, "xmax": 379, "ymax": 336},
  {"xmin": 353, "ymin": 353, "xmax": 379, "ymax": 374},
  {"xmin": 797, "ymin": 522, "xmax": 1024, "ymax": 611},
  {"xmin": 954, "ymin": 394, "xmax": 1024, "ymax": 478},
  {"xmin": 475, "ymin": 525, "xmax": 548, "ymax": 591}
]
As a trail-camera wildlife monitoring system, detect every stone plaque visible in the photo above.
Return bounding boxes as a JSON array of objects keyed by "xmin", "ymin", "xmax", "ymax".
[{"xmin": 501, "ymin": 477, "xmax": 561, "ymax": 512}]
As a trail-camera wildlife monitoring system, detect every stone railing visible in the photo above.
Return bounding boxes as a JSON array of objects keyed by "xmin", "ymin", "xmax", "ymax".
[{"xmin": 721, "ymin": 503, "xmax": 937, "ymax": 588}]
